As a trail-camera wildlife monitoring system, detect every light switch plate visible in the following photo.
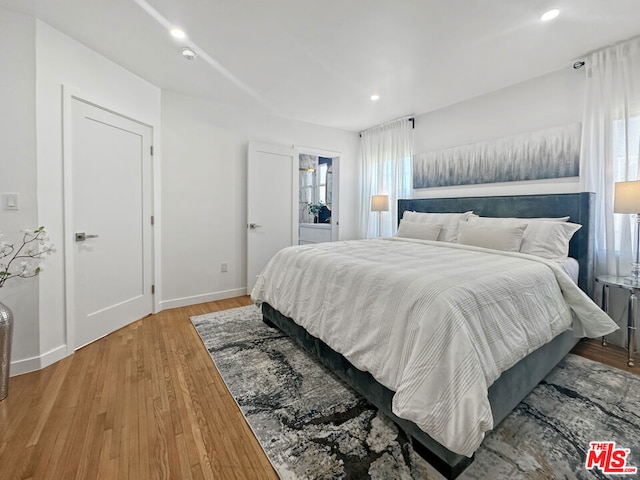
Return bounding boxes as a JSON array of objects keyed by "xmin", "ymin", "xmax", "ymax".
[{"xmin": 3, "ymin": 193, "xmax": 19, "ymax": 211}]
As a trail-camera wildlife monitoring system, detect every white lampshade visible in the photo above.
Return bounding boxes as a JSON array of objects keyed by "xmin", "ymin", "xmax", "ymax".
[
  {"xmin": 614, "ymin": 181, "xmax": 640, "ymax": 214},
  {"xmin": 371, "ymin": 195, "xmax": 389, "ymax": 212}
]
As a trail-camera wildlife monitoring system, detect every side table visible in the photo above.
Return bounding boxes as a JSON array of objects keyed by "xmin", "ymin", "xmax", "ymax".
[{"xmin": 596, "ymin": 275, "xmax": 637, "ymax": 367}]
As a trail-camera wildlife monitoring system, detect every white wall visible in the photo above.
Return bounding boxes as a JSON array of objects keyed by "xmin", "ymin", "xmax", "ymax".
[
  {"xmin": 0, "ymin": 8, "xmax": 39, "ymax": 364},
  {"xmin": 160, "ymin": 91, "xmax": 359, "ymax": 308},
  {"xmin": 27, "ymin": 21, "xmax": 161, "ymax": 374},
  {"xmin": 412, "ymin": 67, "xmax": 585, "ymax": 198}
]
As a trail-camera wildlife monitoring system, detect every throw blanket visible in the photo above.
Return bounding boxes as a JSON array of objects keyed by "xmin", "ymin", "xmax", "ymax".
[{"xmin": 251, "ymin": 238, "xmax": 618, "ymax": 457}]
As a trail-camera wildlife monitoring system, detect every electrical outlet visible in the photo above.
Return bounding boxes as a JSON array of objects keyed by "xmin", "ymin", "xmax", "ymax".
[{"xmin": 221, "ymin": 262, "xmax": 228, "ymax": 273}]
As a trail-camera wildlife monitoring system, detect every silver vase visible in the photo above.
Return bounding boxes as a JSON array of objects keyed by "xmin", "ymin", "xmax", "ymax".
[{"xmin": 0, "ymin": 300, "xmax": 13, "ymax": 401}]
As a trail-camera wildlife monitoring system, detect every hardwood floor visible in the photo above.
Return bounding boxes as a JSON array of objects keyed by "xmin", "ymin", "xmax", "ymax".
[
  {"xmin": 0, "ymin": 295, "xmax": 277, "ymax": 480},
  {"xmin": 0, "ymin": 296, "xmax": 635, "ymax": 479},
  {"xmin": 571, "ymin": 337, "xmax": 638, "ymax": 374}
]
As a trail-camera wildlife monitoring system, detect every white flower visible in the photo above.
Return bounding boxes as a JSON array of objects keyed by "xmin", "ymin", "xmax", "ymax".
[{"xmin": 0, "ymin": 227, "xmax": 54, "ymax": 287}]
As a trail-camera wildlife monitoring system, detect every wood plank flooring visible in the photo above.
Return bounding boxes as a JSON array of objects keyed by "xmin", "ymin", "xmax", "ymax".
[
  {"xmin": 0, "ymin": 296, "xmax": 635, "ymax": 479},
  {"xmin": 571, "ymin": 336, "xmax": 637, "ymax": 374},
  {"xmin": 0, "ymin": 296, "xmax": 277, "ymax": 480}
]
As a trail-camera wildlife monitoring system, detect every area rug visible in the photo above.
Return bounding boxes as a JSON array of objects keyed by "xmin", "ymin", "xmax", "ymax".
[{"xmin": 191, "ymin": 305, "xmax": 640, "ymax": 479}]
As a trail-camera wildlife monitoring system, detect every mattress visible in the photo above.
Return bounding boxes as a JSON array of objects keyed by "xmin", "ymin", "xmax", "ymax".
[
  {"xmin": 558, "ymin": 256, "xmax": 580, "ymax": 284},
  {"xmin": 251, "ymin": 237, "xmax": 617, "ymax": 456}
]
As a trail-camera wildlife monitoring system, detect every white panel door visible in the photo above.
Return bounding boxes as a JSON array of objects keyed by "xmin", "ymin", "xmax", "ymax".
[
  {"xmin": 247, "ymin": 142, "xmax": 297, "ymax": 293},
  {"xmin": 69, "ymin": 97, "xmax": 153, "ymax": 349}
]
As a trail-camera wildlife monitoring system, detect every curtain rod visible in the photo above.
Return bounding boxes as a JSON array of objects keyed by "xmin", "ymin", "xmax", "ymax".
[{"xmin": 359, "ymin": 117, "xmax": 414, "ymax": 138}]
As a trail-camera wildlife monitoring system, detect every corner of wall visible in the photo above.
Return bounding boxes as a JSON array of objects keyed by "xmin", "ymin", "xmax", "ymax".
[{"xmin": 0, "ymin": 7, "xmax": 40, "ymax": 365}]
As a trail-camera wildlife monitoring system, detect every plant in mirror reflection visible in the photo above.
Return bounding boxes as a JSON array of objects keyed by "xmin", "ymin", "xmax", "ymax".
[
  {"xmin": 0, "ymin": 227, "xmax": 55, "ymax": 288},
  {"xmin": 307, "ymin": 203, "xmax": 324, "ymax": 216}
]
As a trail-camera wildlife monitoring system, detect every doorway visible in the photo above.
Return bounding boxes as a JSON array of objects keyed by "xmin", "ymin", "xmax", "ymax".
[{"xmin": 297, "ymin": 148, "xmax": 340, "ymax": 245}]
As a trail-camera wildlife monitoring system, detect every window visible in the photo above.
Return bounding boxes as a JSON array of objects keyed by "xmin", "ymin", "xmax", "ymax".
[
  {"xmin": 612, "ymin": 116, "xmax": 640, "ymax": 181},
  {"xmin": 612, "ymin": 115, "xmax": 640, "ymax": 251},
  {"xmin": 317, "ymin": 161, "xmax": 328, "ymax": 205}
]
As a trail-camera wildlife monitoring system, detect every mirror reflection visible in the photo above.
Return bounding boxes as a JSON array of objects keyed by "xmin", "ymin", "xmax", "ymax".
[{"xmin": 299, "ymin": 155, "xmax": 333, "ymax": 224}]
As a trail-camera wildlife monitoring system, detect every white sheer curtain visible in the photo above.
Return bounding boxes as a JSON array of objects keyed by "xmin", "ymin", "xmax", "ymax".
[
  {"xmin": 581, "ymin": 35, "xmax": 640, "ymax": 277},
  {"xmin": 359, "ymin": 118, "xmax": 413, "ymax": 238}
]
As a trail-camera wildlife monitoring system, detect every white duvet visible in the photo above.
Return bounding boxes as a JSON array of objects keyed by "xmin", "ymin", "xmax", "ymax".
[{"xmin": 251, "ymin": 237, "xmax": 618, "ymax": 457}]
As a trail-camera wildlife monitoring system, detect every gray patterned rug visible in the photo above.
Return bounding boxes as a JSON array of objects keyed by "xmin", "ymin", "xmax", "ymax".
[{"xmin": 191, "ymin": 305, "xmax": 640, "ymax": 479}]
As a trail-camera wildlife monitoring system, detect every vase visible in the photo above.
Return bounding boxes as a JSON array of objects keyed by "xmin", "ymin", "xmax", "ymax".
[{"xmin": 0, "ymin": 300, "xmax": 13, "ymax": 401}]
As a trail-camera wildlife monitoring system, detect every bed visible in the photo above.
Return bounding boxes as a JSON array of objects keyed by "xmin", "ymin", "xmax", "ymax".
[{"xmin": 251, "ymin": 192, "xmax": 617, "ymax": 478}]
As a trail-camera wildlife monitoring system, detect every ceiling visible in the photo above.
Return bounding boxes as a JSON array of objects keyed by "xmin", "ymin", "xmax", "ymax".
[{"xmin": 3, "ymin": 0, "xmax": 640, "ymax": 131}]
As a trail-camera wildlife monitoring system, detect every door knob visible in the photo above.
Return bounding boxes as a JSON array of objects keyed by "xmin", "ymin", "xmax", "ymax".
[
  {"xmin": 75, "ymin": 232, "xmax": 100, "ymax": 241},
  {"xmin": 248, "ymin": 223, "xmax": 262, "ymax": 230}
]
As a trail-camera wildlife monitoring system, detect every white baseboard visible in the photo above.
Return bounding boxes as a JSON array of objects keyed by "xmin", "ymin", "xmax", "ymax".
[
  {"xmin": 10, "ymin": 344, "xmax": 69, "ymax": 377},
  {"xmin": 9, "ymin": 289, "xmax": 248, "ymax": 376},
  {"xmin": 159, "ymin": 288, "xmax": 248, "ymax": 311}
]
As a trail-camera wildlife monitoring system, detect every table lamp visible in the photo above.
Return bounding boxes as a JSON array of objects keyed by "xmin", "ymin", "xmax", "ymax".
[
  {"xmin": 371, "ymin": 195, "xmax": 389, "ymax": 237},
  {"xmin": 614, "ymin": 180, "xmax": 640, "ymax": 285}
]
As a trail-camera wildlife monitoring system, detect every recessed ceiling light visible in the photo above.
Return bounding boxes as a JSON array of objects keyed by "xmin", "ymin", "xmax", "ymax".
[
  {"xmin": 170, "ymin": 28, "xmax": 186, "ymax": 39},
  {"xmin": 181, "ymin": 47, "xmax": 197, "ymax": 60},
  {"xmin": 370, "ymin": 94, "xmax": 380, "ymax": 101},
  {"xmin": 540, "ymin": 9, "xmax": 560, "ymax": 21}
]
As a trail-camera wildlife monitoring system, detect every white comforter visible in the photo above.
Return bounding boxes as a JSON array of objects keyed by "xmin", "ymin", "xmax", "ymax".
[{"xmin": 251, "ymin": 237, "xmax": 618, "ymax": 456}]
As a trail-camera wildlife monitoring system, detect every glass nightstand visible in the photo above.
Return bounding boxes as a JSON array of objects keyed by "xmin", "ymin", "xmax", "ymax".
[{"xmin": 596, "ymin": 275, "xmax": 638, "ymax": 367}]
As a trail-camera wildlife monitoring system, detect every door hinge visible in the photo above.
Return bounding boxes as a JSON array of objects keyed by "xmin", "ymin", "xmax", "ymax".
[
  {"xmin": 151, "ymin": 215, "xmax": 155, "ymax": 225},
  {"xmin": 150, "ymin": 145, "xmax": 154, "ymax": 156},
  {"xmin": 151, "ymin": 284, "xmax": 155, "ymax": 295}
]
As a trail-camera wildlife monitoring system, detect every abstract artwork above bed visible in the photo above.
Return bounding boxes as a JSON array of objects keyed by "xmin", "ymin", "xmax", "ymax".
[{"xmin": 413, "ymin": 122, "xmax": 581, "ymax": 188}]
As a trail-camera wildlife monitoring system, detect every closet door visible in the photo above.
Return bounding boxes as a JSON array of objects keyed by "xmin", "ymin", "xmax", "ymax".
[
  {"xmin": 246, "ymin": 142, "xmax": 297, "ymax": 293},
  {"xmin": 65, "ymin": 94, "xmax": 154, "ymax": 349}
]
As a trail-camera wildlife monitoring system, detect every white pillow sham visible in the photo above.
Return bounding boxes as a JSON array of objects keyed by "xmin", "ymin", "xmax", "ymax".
[
  {"xmin": 520, "ymin": 221, "xmax": 581, "ymax": 261},
  {"xmin": 401, "ymin": 211, "xmax": 474, "ymax": 243},
  {"xmin": 457, "ymin": 223, "xmax": 527, "ymax": 252},
  {"xmin": 395, "ymin": 220, "xmax": 442, "ymax": 241},
  {"xmin": 466, "ymin": 216, "xmax": 580, "ymax": 260}
]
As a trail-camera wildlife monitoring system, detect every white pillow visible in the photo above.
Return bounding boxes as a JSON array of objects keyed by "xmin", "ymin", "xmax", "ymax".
[
  {"xmin": 401, "ymin": 211, "xmax": 474, "ymax": 243},
  {"xmin": 466, "ymin": 217, "xmax": 581, "ymax": 260},
  {"xmin": 457, "ymin": 223, "xmax": 527, "ymax": 252},
  {"xmin": 395, "ymin": 221, "xmax": 442, "ymax": 241},
  {"xmin": 520, "ymin": 221, "xmax": 581, "ymax": 261}
]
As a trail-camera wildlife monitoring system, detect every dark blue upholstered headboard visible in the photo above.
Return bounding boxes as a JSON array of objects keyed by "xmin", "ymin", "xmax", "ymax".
[{"xmin": 397, "ymin": 192, "xmax": 595, "ymax": 297}]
